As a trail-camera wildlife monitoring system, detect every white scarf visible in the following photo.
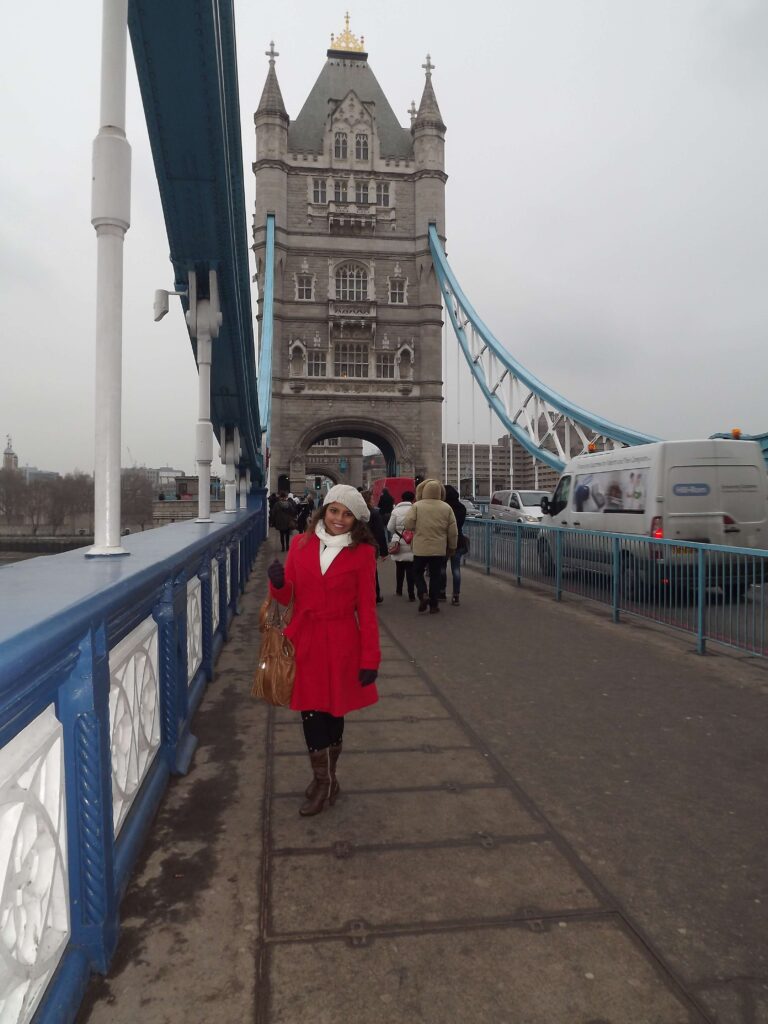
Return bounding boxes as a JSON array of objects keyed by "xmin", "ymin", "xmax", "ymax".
[{"xmin": 315, "ymin": 521, "xmax": 353, "ymax": 575}]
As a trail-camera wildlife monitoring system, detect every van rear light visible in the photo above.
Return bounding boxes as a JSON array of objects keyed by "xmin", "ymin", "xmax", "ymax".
[
  {"xmin": 650, "ymin": 516, "xmax": 664, "ymax": 539},
  {"xmin": 491, "ymin": 496, "xmax": 501, "ymax": 505},
  {"xmin": 723, "ymin": 514, "xmax": 735, "ymax": 525}
]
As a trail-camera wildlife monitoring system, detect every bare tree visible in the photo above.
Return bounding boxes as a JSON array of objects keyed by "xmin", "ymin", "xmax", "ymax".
[
  {"xmin": 26, "ymin": 480, "xmax": 49, "ymax": 536},
  {"xmin": 0, "ymin": 468, "xmax": 25, "ymax": 524},
  {"xmin": 121, "ymin": 470, "xmax": 154, "ymax": 531},
  {"xmin": 47, "ymin": 478, "xmax": 68, "ymax": 536}
]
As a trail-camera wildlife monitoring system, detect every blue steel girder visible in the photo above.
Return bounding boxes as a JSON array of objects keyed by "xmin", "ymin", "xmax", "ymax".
[
  {"xmin": 428, "ymin": 225, "xmax": 660, "ymax": 471},
  {"xmin": 257, "ymin": 215, "xmax": 275, "ymax": 444},
  {"xmin": 128, "ymin": 0, "xmax": 261, "ymax": 480}
]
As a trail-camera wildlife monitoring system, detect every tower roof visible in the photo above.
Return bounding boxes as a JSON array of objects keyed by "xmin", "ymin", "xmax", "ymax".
[
  {"xmin": 413, "ymin": 54, "xmax": 446, "ymax": 133},
  {"xmin": 288, "ymin": 54, "xmax": 413, "ymax": 159},
  {"xmin": 256, "ymin": 42, "xmax": 288, "ymax": 122}
]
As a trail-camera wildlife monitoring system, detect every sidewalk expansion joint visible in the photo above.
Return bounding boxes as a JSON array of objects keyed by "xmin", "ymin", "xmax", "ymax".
[
  {"xmin": 262, "ymin": 906, "xmax": 620, "ymax": 947},
  {"xmin": 270, "ymin": 832, "xmax": 553, "ymax": 858}
]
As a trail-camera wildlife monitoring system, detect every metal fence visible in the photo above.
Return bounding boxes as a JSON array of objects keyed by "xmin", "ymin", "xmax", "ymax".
[
  {"xmin": 0, "ymin": 497, "xmax": 266, "ymax": 1024},
  {"xmin": 463, "ymin": 519, "xmax": 767, "ymax": 657}
]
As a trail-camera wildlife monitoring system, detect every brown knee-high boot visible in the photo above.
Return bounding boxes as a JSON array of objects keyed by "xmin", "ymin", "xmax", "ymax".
[
  {"xmin": 304, "ymin": 743, "xmax": 342, "ymax": 801},
  {"xmin": 299, "ymin": 748, "xmax": 338, "ymax": 816}
]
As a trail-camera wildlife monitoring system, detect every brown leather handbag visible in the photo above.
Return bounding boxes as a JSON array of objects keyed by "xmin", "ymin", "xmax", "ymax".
[{"xmin": 251, "ymin": 595, "xmax": 296, "ymax": 706}]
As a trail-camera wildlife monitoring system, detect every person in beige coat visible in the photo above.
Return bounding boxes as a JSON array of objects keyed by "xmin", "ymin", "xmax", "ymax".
[{"xmin": 403, "ymin": 479, "xmax": 458, "ymax": 613}]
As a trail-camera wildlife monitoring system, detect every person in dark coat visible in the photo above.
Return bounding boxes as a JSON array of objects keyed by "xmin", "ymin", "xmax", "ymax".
[
  {"xmin": 271, "ymin": 491, "xmax": 297, "ymax": 551},
  {"xmin": 442, "ymin": 485, "xmax": 467, "ymax": 604},
  {"xmin": 296, "ymin": 492, "xmax": 313, "ymax": 534},
  {"xmin": 361, "ymin": 489, "xmax": 389, "ymax": 604},
  {"xmin": 377, "ymin": 487, "xmax": 395, "ymax": 519},
  {"xmin": 267, "ymin": 485, "xmax": 380, "ymax": 816}
]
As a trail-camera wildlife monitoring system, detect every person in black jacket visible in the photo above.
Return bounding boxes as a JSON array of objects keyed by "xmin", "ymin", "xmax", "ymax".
[
  {"xmin": 361, "ymin": 489, "xmax": 389, "ymax": 604},
  {"xmin": 377, "ymin": 487, "xmax": 395, "ymax": 520},
  {"xmin": 442, "ymin": 485, "xmax": 467, "ymax": 605}
]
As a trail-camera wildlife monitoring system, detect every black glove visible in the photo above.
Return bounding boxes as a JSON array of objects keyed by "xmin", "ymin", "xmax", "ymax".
[
  {"xmin": 267, "ymin": 559, "xmax": 285, "ymax": 589},
  {"xmin": 359, "ymin": 668, "xmax": 378, "ymax": 686}
]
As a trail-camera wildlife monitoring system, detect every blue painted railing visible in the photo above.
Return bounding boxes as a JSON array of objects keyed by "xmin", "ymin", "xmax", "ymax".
[
  {"xmin": 463, "ymin": 518, "xmax": 767, "ymax": 657},
  {"xmin": 0, "ymin": 496, "xmax": 266, "ymax": 1023}
]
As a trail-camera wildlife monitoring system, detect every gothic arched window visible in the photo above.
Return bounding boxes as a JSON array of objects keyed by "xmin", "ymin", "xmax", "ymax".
[
  {"xmin": 355, "ymin": 134, "xmax": 369, "ymax": 160},
  {"xmin": 334, "ymin": 132, "xmax": 348, "ymax": 159},
  {"xmin": 335, "ymin": 263, "xmax": 368, "ymax": 302}
]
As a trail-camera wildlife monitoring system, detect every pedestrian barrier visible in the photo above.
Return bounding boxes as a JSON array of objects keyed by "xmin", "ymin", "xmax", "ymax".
[
  {"xmin": 463, "ymin": 519, "xmax": 767, "ymax": 658},
  {"xmin": 0, "ymin": 497, "xmax": 266, "ymax": 1024}
]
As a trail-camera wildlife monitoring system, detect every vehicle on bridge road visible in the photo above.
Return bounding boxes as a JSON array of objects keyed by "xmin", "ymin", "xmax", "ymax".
[
  {"xmin": 537, "ymin": 439, "xmax": 768, "ymax": 599},
  {"xmin": 489, "ymin": 489, "xmax": 550, "ymax": 524}
]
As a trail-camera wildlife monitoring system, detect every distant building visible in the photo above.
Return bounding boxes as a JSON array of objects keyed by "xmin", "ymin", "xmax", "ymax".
[
  {"xmin": 20, "ymin": 466, "xmax": 60, "ymax": 484},
  {"xmin": 3, "ymin": 436, "xmax": 18, "ymax": 472},
  {"xmin": 362, "ymin": 451, "xmax": 387, "ymax": 488},
  {"xmin": 442, "ymin": 436, "xmax": 560, "ymax": 497}
]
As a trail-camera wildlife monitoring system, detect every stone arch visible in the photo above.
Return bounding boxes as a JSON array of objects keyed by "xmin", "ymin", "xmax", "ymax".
[
  {"xmin": 304, "ymin": 463, "xmax": 340, "ymax": 486},
  {"xmin": 297, "ymin": 416, "xmax": 413, "ymax": 478}
]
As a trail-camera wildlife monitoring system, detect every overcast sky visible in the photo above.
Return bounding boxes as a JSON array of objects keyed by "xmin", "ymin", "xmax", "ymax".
[{"xmin": 2, "ymin": 1, "xmax": 766, "ymax": 474}]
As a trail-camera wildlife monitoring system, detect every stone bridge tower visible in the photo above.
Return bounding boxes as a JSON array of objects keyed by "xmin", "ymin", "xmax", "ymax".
[{"xmin": 252, "ymin": 20, "xmax": 447, "ymax": 492}]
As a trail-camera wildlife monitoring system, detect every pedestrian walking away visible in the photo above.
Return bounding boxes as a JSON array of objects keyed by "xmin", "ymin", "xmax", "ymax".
[
  {"xmin": 403, "ymin": 479, "xmax": 458, "ymax": 614},
  {"xmin": 377, "ymin": 486, "xmax": 395, "ymax": 520},
  {"xmin": 266, "ymin": 484, "xmax": 381, "ymax": 816},
  {"xmin": 295, "ymin": 491, "xmax": 313, "ymax": 534},
  {"xmin": 387, "ymin": 490, "xmax": 417, "ymax": 600},
  {"xmin": 443, "ymin": 485, "xmax": 467, "ymax": 605},
  {"xmin": 271, "ymin": 491, "xmax": 298, "ymax": 551},
  {"xmin": 361, "ymin": 489, "xmax": 389, "ymax": 604}
]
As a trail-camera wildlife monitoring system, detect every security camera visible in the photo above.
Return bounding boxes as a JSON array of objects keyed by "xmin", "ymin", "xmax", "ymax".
[{"xmin": 153, "ymin": 289, "xmax": 170, "ymax": 322}]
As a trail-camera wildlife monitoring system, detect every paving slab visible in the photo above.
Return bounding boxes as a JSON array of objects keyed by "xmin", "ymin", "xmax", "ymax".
[
  {"xmin": 270, "ymin": 840, "xmax": 599, "ymax": 933},
  {"xmin": 271, "ymin": 787, "xmax": 542, "ymax": 849},
  {"xmin": 272, "ymin": 748, "xmax": 498, "ymax": 793},
  {"xmin": 268, "ymin": 919, "xmax": 693, "ymax": 1024}
]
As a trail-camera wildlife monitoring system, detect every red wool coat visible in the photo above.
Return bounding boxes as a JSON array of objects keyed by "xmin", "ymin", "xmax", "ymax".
[{"xmin": 269, "ymin": 533, "xmax": 381, "ymax": 716}]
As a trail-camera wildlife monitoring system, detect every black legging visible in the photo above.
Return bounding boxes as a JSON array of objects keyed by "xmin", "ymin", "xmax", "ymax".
[{"xmin": 301, "ymin": 711, "xmax": 344, "ymax": 752}]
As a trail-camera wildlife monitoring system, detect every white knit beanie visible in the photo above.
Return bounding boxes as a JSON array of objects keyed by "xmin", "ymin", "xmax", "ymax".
[{"xmin": 323, "ymin": 484, "xmax": 370, "ymax": 522}]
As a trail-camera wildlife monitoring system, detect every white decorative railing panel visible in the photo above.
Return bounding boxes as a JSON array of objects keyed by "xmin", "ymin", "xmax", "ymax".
[
  {"xmin": 0, "ymin": 705, "xmax": 69, "ymax": 1024},
  {"xmin": 211, "ymin": 558, "xmax": 220, "ymax": 634},
  {"xmin": 108, "ymin": 617, "xmax": 161, "ymax": 835},
  {"xmin": 186, "ymin": 576, "xmax": 202, "ymax": 684}
]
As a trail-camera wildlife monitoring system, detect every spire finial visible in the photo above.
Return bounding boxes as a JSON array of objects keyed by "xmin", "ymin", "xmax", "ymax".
[
  {"xmin": 330, "ymin": 12, "xmax": 365, "ymax": 52},
  {"xmin": 265, "ymin": 40, "xmax": 279, "ymax": 64},
  {"xmin": 422, "ymin": 53, "xmax": 435, "ymax": 78},
  {"xmin": 408, "ymin": 100, "xmax": 417, "ymax": 125}
]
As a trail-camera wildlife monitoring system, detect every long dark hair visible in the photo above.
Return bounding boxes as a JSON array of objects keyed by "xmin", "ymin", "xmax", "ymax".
[{"xmin": 301, "ymin": 505, "xmax": 376, "ymax": 549}]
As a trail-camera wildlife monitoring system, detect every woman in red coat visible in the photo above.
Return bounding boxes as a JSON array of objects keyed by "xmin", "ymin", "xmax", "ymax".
[{"xmin": 267, "ymin": 484, "xmax": 381, "ymax": 816}]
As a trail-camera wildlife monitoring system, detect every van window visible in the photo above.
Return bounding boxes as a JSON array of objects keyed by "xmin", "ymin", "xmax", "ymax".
[
  {"xmin": 550, "ymin": 476, "xmax": 571, "ymax": 516},
  {"xmin": 490, "ymin": 491, "xmax": 508, "ymax": 505},
  {"xmin": 510, "ymin": 495, "xmax": 520, "ymax": 509}
]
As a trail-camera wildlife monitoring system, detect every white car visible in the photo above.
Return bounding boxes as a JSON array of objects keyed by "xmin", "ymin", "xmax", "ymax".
[
  {"xmin": 460, "ymin": 498, "xmax": 481, "ymax": 518},
  {"xmin": 489, "ymin": 489, "xmax": 549, "ymax": 523}
]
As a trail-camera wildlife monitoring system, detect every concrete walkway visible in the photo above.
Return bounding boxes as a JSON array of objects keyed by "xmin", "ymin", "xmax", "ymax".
[{"xmin": 77, "ymin": 539, "xmax": 768, "ymax": 1024}]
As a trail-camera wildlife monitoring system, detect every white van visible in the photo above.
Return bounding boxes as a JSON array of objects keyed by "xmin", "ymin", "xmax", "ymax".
[
  {"xmin": 489, "ymin": 489, "xmax": 550, "ymax": 523},
  {"xmin": 539, "ymin": 439, "xmax": 768, "ymax": 593}
]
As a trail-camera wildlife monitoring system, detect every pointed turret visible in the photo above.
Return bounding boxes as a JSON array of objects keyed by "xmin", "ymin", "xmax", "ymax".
[
  {"xmin": 413, "ymin": 56, "xmax": 446, "ymax": 134},
  {"xmin": 412, "ymin": 55, "xmax": 446, "ymax": 236},
  {"xmin": 256, "ymin": 42, "xmax": 289, "ymax": 124},
  {"xmin": 253, "ymin": 42, "xmax": 289, "ymax": 228}
]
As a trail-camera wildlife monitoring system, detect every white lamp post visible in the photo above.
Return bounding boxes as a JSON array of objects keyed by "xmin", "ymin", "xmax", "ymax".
[{"xmin": 88, "ymin": 0, "xmax": 131, "ymax": 556}]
